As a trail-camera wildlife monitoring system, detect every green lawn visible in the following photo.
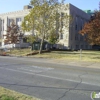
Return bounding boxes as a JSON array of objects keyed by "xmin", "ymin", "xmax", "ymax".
[
  {"xmin": 8, "ymin": 49, "xmax": 100, "ymax": 62},
  {"xmin": 0, "ymin": 86, "xmax": 40, "ymax": 100},
  {"xmin": 32, "ymin": 50, "xmax": 100, "ymax": 62}
]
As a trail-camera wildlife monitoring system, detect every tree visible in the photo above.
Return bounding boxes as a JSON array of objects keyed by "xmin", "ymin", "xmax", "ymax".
[
  {"xmin": 48, "ymin": 29, "xmax": 58, "ymax": 44},
  {"xmin": 3, "ymin": 19, "xmax": 23, "ymax": 48},
  {"xmin": 26, "ymin": 35, "xmax": 38, "ymax": 44},
  {"xmin": 79, "ymin": 11, "xmax": 100, "ymax": 45},
  {"xmin": 22, "ymin": 0, "xmax": 70, "ymax": 54}
]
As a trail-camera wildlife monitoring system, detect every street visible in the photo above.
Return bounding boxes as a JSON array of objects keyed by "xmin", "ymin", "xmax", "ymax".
[{"xmin": 0, "ymin": 56, "xmax": 100, "ymax": 100}]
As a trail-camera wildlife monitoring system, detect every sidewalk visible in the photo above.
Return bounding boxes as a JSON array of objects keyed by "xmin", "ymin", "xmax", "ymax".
[
  {"xmin": 7, "ymin": 54, "xmax": 100, "ymax": 69},
  {"xmin": 51, "ymin": 59, "xmax": 100, "ymax": 69}
]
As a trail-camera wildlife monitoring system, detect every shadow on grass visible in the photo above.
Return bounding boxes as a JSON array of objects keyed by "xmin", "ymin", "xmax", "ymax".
[
  {"xmin": 92, "ymin": 57, "xmax": 100, "ymax": 59},
  {"xmin": 51, "ymin": 51, "xmax": 100, "ymax": 56}
]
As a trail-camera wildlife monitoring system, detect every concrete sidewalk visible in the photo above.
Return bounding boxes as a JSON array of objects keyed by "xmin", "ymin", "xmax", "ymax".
[
  {"xmin": 7, "ymin": 54, "xmax": 100, "ymax": 69},
  {"xmin": 51, "ymin": 59, "xmax": 100, "ymax": 69}
]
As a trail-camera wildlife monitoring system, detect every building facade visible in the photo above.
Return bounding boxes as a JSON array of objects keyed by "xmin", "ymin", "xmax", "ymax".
[
  {"xmin": 68, "ymin": 4, "xmax": 91, "ymax": 50},
  {"xmin": 0, "ymin": 5, "xmax": 32, "ymax": 48},
  {"xmin": 0, "ymin": 4, "xmax": 91, "ymax": 50}
]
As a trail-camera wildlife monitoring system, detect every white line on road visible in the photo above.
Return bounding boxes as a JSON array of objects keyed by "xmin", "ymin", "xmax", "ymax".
[{"xmin": 0, "ymin": 67, "xmax": 100, "ymax": 87}]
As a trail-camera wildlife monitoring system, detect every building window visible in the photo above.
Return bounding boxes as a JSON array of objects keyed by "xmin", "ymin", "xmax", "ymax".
[
  {"xmin": 80, "ymin": 25, "xmax": 82, "ymax": 30},
  {"xmin": 80, "ymin": 35, "xmax": 84, "ymax": 41},
  {"xmin": 9, "ymin": 19, "xmax": 13, "ymax": 26},
  {"xmin": 75, "ymin": 24, "xmax": 77, "ymax": 30},
  {"xmin": 75, "ymin": 16, "xmax": 78, "ymax": 30},
  {"xmin": 3, "ymin": 26, "xmax": 4, "ymax": 31},
  {"xmin": 81, "ymin": 45, "xmax": 83, "ymax": 49},
  {"xmin": 76, "ymin": 45, "xmax": 79, "ymax": 49},
  {"xmin": 75, "ymin": 35, "xmax": 78, "ymax": 40},
  {"xmin": 3, "ymin": 20, "xmax": 4, "ymax": 24},
  {"xmin": 60, "ymin": 33, "xmax": 63, "ymax": 39},
  {"xmin": 61, "ymin": 21, "xmax": 63, "ymax": 28},
  {"xmin": 61, "ymin": 12, "xmax": 64, "ymax": 17},
  {"xmin": 16, "ymin": 18, "xmax": 22, "ymax": 25},
  {"xmin": 76, "ymin": 16, "xmax": 78, "ymax": 23},
  {"xmin": 16, "ymin": 18, "xmax": 21, "ymax": 22},
  {"xmin": 23, "ymin": 37, "xmax": 27, "ymax": 43},
  {"xmin": 85, "ymin": 45, "xmax": 88, "ymax": 49}
]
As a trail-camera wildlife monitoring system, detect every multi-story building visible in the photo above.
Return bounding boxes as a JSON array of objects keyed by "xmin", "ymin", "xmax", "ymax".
[
  {"xmin": 0, "ymin": 4, "xmax": 91, "ymax": 50},
  {"xmin": 0, "ymin": 5, "xmax": 32, "ymax": 48}
]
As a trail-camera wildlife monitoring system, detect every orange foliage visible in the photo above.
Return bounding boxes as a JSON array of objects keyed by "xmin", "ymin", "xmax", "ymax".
[
  {"xmin": 79, "ymin": 11, "xmax": 100, "ymax": 45},
  {"xmin": 4, "ymin": 22, "xmax": 19, "ymax": 44}
]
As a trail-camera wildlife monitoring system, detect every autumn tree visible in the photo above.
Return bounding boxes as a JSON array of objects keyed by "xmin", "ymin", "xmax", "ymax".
[
  {"xmin": 22, "ymin": 0, "xmax": 70, "ymax": 54},
  {"xmin": 79, "ymin": 11, "xmax": 100, "ymax": 45},
  {"xmin": 3, "ymin": 19, "xmax": 22, "ymax": 47}
]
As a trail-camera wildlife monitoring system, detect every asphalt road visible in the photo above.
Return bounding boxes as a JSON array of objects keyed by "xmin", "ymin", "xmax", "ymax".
[{"xmin": 0, "ymin": 56, "xmax": 100, "ymax": 100}]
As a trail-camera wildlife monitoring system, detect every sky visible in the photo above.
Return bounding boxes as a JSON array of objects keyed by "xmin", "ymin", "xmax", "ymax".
[{"xmin": 0, "ymin": 0, "xmax": 100, "ymax": 14}]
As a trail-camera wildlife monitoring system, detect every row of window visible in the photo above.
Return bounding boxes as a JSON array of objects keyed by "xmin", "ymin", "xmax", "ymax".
[
  {"xmin": 1, "ymin": 17, "xmax": 22, "ymax": 31},
  {"xmin": 75, "ymin": 16, "xmax": 88, "ymax": 31},
  {"xmin": 76, "ymin": 45, "xmax": 89, "ymax": 49},
  {"xmin": 9, "ymin": 18, "xmax": 22, "ymax": 26},
  {"xmin": 75, "ymin": 35, "xmax": 85, "ymax": 41}
]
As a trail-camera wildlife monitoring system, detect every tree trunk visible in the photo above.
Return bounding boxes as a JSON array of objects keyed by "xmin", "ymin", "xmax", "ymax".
[{"xmin": 39, "ymin": 33, "xmax": 45, "ymax": 54}]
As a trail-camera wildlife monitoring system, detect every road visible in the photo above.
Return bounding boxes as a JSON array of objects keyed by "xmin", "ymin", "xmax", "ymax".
[{"xmin": 0, "ymin": 56, "xmax": 100, "ymax": 100}]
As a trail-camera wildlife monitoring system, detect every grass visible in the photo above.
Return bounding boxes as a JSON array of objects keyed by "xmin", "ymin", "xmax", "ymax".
[
  {"xmin": 8, "ymin": 49, "xmax": 100, "ymax": 62},
  {"xmin": 0, "ymin": 86, "xmax": 40, "ymax": 100},
  {"xmin": 30, "ymin": 50, "xmax": 100, "ymax": 62},
  {"xmin": 8, "ymin": 48, "xmax": 33, "ymax": 56}
]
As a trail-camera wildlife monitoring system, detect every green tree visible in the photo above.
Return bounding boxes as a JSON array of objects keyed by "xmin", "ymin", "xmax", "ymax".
[
  {"xmin": 22, "ymin": 0, "xmax": 71, "ymax": 54},
  {"xmin": 48, "ymin": 29, "xmax": 58, "ymax": 44},
  {"xmin": 26, "ymin": 35, "xmax": 38, "ymax": 44}
]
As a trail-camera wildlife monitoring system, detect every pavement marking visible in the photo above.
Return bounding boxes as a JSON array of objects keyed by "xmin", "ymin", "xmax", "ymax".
[
  {"xmin": 18, "ymin": 66, "xmax": 54, "ymax": 73},
  {"xmin": 0, "ymin": 67, "xmax": 100, "ymax": 87}
]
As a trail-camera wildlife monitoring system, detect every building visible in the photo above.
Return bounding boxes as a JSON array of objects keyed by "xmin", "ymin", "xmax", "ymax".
[
  {"xmin": 0, "ymin": 5, "xmax": 32, "ymax": 48},
  {"xmin": 0, "ymin": 4, "xmax": 92, "ymax": 50},
  {"xmin": 68, "ymin": 4, "xmax": 92, "ymax": 50}
]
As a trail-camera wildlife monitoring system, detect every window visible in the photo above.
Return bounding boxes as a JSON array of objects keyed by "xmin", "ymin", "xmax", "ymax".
[
  {"xmin": 16, "ymin": 18, "xmax": 21, "ymax": 22},
  {"xmin": 85, "ymin": 45, "xmax": 88, "ymax": 49},
  {"xmin": 76, "ymin": 16, "xmax": 78, "ymax": 23},
  {"xmin": 16, "ymin": 18, "xmax": 22, "ymax": 25},
  {"xmin": 76, "ymin": 45, "xmax": 79, "ymax": 49},
  {"xmin": 75, "ymin": 34, "xmax": 78, "ymax": 40},
  {"xmin": 75, "ymin": 16, "xmax": 78, "ymax": 30},
  {"xmin": 8, "ymin": 19, "xmax": 12, "ymax": 26},
  {"xmin": 3, "ymin": 20, "xmax": 4, "ymax": 24},
  {"xmin": 61, "ymin": 12, "xmax": 64, "ymax": 17},
  {"xmin": 81, "ymin": 45, "xmax": 83, "ymax": 49},
  {"xmin": 80, "ymin": 18, "xmax": 83, "ymax": 28},
  {"xmin": 80, "ymin": 25, "xmax": 82, "ymax": 30},
  {"xmin": 61, "ymin": 21, "xmax": 63, "ymax": 28},
  {"xmin": 80, "ymin": 35, "xmax": 84, "ymax": 41},
  {"xmin": 75, "ymin": 25, "xmax": 77, "ymax": 30},
  {"xmin": 23, "ymin": 37, "xmax": 27, "ymax": 43},
  {"xmin": 60, "ymin": 33, "xmax": 63, "ymax": 39}
]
